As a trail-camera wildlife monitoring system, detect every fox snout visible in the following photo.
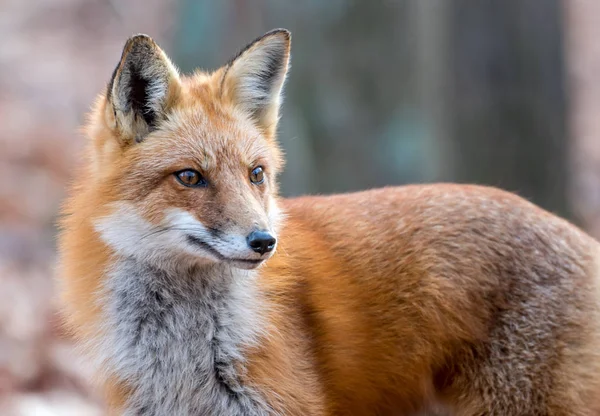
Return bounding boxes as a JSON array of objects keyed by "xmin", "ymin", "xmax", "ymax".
[{"xmin": 173, "ymin": 205, "xmax": 278, "ymax": 269}]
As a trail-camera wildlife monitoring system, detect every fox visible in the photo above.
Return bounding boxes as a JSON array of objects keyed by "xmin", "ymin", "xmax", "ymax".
[{"xmin": 57, "ymin": 28, "xmax": 600, "ymax": 415}]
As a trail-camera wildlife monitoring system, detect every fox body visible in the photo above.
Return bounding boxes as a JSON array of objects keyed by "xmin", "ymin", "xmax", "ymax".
[{"xmin": 58, "ymin": 30, "xmax": 600, "ymax": 415}]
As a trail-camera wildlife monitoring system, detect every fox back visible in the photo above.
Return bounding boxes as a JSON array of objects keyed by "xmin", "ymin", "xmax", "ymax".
[{"xmin": 58, "ymin": 30, "xmax": 600, "ymax": 415}]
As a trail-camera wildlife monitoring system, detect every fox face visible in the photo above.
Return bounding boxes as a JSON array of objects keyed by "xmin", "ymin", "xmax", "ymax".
[{"xmin": 90, "ymin": 30, "xmax": 290, "ymax": 270}]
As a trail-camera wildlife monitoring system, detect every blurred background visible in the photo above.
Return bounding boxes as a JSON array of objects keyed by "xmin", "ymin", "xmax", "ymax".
[{"xmin": 1, "ymin": 0, "xmax": 600, "ymax": 414}]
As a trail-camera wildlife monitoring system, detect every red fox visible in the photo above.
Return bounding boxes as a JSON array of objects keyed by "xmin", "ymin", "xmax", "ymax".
[{"xmin": 57, "ymin": 29, "xmax": 600, "ymax": 415}]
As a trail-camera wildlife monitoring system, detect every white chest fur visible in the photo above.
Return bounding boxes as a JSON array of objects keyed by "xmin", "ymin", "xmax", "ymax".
[{"xmin": 100, "ymin": 258, "xmax": 270, "ymax": 415}]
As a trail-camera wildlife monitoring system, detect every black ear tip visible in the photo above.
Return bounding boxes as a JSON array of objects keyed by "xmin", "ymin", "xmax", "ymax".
[
  {"xmin": 128, "ymin": 34, "xmax": 155, "ymax": 43},
  {"xmin": 122, "ymin": 34, "xmax": 157, "ymax": 54},
  {"xmin": 264, "ymin": 28, "xmax": 291, "ymax": 42}
]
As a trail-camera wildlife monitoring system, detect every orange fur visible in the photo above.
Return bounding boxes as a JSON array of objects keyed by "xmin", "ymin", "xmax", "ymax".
[{"xmin": 58, "ymin": 31, "xmax": 600, "ymax": 415}]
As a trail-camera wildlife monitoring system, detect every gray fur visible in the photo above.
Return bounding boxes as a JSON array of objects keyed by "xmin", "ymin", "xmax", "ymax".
[{"xmin": 101, "ymin": 257, "xmax": 271, "ymax": 416}]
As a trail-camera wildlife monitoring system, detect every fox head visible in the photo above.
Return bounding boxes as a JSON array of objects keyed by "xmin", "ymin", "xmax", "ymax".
[{"xmin": 84, "ymin": 29, "xmax": 291, "ymax": 270}]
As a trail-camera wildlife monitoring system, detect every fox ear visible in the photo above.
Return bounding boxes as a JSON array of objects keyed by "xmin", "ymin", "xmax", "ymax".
[
  {"xmin": 106, "ymin": 35, "xmax": 181, "ymax": 144},
  {"xmin": 221, "ymin": 29, "xmax": 291, "ymax": 138}
]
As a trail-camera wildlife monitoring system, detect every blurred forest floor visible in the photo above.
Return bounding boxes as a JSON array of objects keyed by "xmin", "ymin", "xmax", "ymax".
[
  {"xmin": 0, "ymin": 0, "xmax": 599, "ymax": 414},
  {"xmin": 0, "ymin": 0, "xmax": 175, "ymax": 414}
]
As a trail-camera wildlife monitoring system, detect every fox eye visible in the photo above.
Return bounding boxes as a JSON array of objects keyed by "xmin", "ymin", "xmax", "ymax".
[
  {"xmin": 250, "ymin": 166, "xmax": 265, "ymax": 185},
  {"xmin": 174, "ymin": 169, "xmax": 207, "ymax": 187}
]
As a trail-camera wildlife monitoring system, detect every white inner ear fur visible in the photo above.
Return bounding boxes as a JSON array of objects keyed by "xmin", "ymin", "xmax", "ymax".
[
  {"xmin": 108, "ymin": 36, "xmax": 181, "ymax": 143},
  {"xmin": 223, "ymin": 32, "xmax": 290, "ymax": 129},
  {"xmin": 113, "ymin": 49, "xmax": 180, "ymax": 117}
]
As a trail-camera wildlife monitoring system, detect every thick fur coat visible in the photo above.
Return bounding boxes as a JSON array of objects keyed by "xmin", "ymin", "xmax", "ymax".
[{"xmin": 57, "ymin": 30, "xmax": 600, "ymax": 415}]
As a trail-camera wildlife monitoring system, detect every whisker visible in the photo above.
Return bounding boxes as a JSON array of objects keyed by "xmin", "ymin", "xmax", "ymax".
[
  {"xmin": 139, "ymin": 226, "xmax": 170, "ymax": 240},
  {"xmin": 139, "ymin": 226, "xmax": 211, "ymax": 241}
]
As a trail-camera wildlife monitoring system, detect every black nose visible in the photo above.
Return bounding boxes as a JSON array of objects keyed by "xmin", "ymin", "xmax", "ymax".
[{"xmin": 246, "ymin": 230, "xmax": 276, "ymax": 255}]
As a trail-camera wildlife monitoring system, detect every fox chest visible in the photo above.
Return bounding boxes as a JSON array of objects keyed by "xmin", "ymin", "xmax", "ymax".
[{"xmin": 103, "ymin": 260, "xmax": 269, "ymax": 416}]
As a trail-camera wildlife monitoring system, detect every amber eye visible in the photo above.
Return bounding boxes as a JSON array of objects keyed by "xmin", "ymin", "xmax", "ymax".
[
  {"xmin": 174, "ymin": 169, "xmax": 207, "ymax": 187},
  {"xmin": 250, "ymin": 166, "xmax": 265, "ymax": 185}
]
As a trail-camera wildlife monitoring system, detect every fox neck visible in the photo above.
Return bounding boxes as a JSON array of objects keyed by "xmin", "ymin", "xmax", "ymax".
[{"xmin": 102, "ymin": 256, "xmax": 270, "ymax": 415}]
